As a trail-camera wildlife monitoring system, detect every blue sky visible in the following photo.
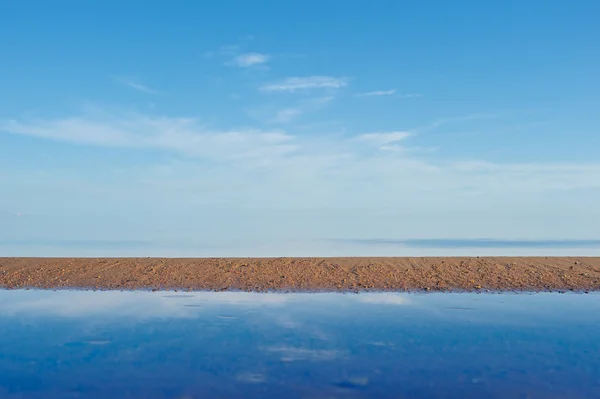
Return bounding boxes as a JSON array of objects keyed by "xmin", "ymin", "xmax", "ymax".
[{"xmin": 1, "ymin": 1, "xmax": 600, "ymax": 256}]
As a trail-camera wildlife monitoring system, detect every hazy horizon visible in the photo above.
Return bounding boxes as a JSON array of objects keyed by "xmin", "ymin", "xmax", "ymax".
[{"xmin": 1, "ymin": 237, "xmax": 599, "ymax": 258}]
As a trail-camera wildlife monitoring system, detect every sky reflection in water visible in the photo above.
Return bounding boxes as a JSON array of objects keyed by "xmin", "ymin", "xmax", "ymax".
[{"xmin": 1, "ymin": 290, "xmax": 600, "ymax": 398}]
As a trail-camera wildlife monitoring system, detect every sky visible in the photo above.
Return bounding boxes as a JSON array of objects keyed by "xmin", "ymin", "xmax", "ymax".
[{"xmin": 1, "ymin": 1, "xmax": 600, "ymax": 256}]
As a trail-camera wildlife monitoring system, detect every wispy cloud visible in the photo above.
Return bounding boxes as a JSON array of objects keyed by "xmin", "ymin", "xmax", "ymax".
[
  {"xmin": 3, "ymin": 107, "xmax": 600, "ymax": 211},
  {"xmin": 203, "ymin": 44, "xmax": 240, "ymax": 58},
  {"xmin": 247, "ymin": 96, "xmax": 335, "ymax": 125},
  {"xmin": 115, "ymin": 77, "xmax": 160, "ymax": 94},
  {"xmin": 260, "ymin": 76, "xmax": 348, "ymax": 93},
  {"xmin": 230, "ymin": 52, "xmax": 270, "ymax": 67},
  {"xmin": 419, "ymin": 113, "xmax": 499, "ymax": 132},
  {"xmin": 400, "ymin": 93, "xmax": 423, "ymax": 98},
  {"xmin": 271, "ymin": 108, "xmax": 303, "ymax": 123},
  {"xmin": 356, "ymin": 131, "xmax": 411, "ymax": 146},
  {"xmin": 356, "ymin": 90, "xmax": 422, "ymax": 98},
  {"xmin": 205, "ymin": 43, "xmax": 269, "ymax": 68},
  {"xmin": 358, "ymin": 89, "xmax": 396, "ymax": 97},
  {"xmin": 0, "ymin": 108, "xmax": 296, "ymax": 162}
]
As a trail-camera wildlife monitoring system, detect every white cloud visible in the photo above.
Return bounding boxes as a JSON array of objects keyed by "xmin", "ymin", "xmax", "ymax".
[
  {"xmin": 312, "ymin": 96, "xmax": 335, "ymax": 104},
  {"xmin": 204, "ymin": 44, "xmax": 240, "ymax": 58},
  {"xmin": 0, "ymin": 110, "xmax": 297, "ymax": 162},
  {"xmin": 420, "ymin": 113, "xmax": 498, "ymax": 132},
  {"xmin": 3, "ymin": 107, "xmax": 600, "ymax": 243},
  {"xmin": 3, "ymin": 109, "xmax": 600, "ymax": 199},
  {"xmin": 400, "ymin": 93, "xmax": 423, "ymax": 98},
  {"xmin": 3, "ymin": 109, "xmax": 600, "ymax": 198},
  {"xmin": 247, "ymin": 96, "xmax": 336, "ymax": 125},
  {"xmin": 356, "ymin": 90, "xmax": 422, "ymax": 98},
  {"xmin": 205, "ymin": 43, "xmax": 269, "ymax": 68},
  {"xmin": 273, "ymin": 97, "xmax": 335, "ymax": 123},
  {"xmin": 115, "ymin": 77, "xmax": 160, "ymax": 94},
  {"xmin": 272, "ymin": 108, "xmax": 303, "ymax": 123},
  {"xmin": 356, "ymin": 131, "xmax": 411, "ymax": 146},
  {"xmin": 359, "ymin": 89, "xmax": 396, "ymax": 97},
  {"xmin": 260, "ymin": 76, "xmax": 348, "ymax": 92},
  {"xmin": 231, "ymin": 52, "xmax": 270, "ymax": 67}
]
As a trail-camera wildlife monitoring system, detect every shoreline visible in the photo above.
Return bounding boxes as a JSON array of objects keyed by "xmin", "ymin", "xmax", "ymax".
[{"xmin": 1, "ymin": 256, "xmax": 600, "ymax": 292}]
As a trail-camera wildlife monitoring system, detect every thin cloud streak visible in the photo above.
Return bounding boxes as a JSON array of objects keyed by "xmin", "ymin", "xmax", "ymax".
[
  {"xmin": 260, "ymin": 76, "xmax": 348, "ymax": 92},
  {"xmin": 272, "ymin": 108, "xmax": 303, "ymax": 123},
  {"xmin": 358, "ymin": 89, "xmax": 396, "ymax": 97},
  {"xmin": 354, "ymin": 131, "xmax": 412, "ymax": 152},
  {"xmin": 0, "ymin": 111, "xmax": 297, "ymax": 162},
  {"xmin": 356, "ymin": 90, "xmax": 422, "ymax": 98},
  {"xmin": 231, "ymin": 52, "xmax": 270, "ymax": 67},
  {"xmin": 356, "ymin": 131, "xmax": 412, "ymax": 145},
  {"xmin": 2, "ymin": 108, "xmax": 600, "ymax": 201},
  {"xmin": 247, "ymin": 96, "xmax": 336, "ymax": 125},
  {"xmin": 115, "ymin": 77, "xmax": 161, "ymax": 94},
  {"xmin": 203, "ymin": 44, "xmax": 240, "ymax": 58}
]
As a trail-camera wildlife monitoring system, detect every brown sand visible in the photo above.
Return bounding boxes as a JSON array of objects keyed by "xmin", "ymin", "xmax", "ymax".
[{"xmin": 1, "ymin": 257, "xmax": 600, "ymax": 292}]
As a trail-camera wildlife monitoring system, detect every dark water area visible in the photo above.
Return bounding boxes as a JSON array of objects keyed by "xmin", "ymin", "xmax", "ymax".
[
  {"xmin": 1, "ymin": 290, "xmax": 599, "ymax": 398},
  {"xmin": 341, "ymin": 238, "xmax": 600, "ymax": 248}
]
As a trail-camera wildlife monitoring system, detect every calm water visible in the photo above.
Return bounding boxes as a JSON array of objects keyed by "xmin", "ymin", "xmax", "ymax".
[
  {"xmin": 1, "ymin": 290, "xmax": 600, "ymax": 398},
  {"xmin": 2, "ymin": 238, "xmax": 600, "ymax": 257}
]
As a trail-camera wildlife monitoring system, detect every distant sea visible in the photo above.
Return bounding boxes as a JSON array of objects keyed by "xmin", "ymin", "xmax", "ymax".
[{"xmin": 1, "ymin": 238, "xmax": 599, "ymax": 257}]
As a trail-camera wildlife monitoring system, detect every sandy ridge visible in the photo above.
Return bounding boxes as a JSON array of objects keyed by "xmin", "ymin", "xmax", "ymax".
[{"xmin": 1, "ymin": 257, "xmax": 600, "ymax": 292}]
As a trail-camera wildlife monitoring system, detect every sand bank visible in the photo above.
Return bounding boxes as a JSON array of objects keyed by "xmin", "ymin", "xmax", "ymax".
[{"xmin": 1, "ymin": 257, "xmax": 599, "ymax": 292}]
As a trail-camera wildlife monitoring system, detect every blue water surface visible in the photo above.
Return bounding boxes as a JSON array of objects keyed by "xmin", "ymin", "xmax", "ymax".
[{"xmin": 1, "ymin": 290, "xmax": 599, "ymax": 398}]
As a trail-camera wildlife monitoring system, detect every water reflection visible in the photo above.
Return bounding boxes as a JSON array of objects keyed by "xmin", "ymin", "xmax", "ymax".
[{"xmin": 1, "ymin": 290, "xmax": 599, "ymax": 398}]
